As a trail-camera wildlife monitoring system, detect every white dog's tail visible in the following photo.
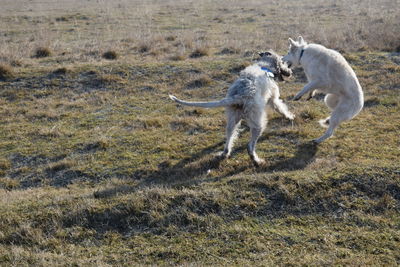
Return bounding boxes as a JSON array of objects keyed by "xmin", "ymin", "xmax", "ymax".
[{"xmin": 169, "ymin": 94, "xmax": 242, "ymax": 108}]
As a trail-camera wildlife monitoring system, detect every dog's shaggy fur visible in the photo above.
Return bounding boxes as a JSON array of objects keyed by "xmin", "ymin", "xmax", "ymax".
[
  {"xmin": 283, "ymin": 36, "xmax": 364, "ymax": 143},
  {"xmin": 169, "ymin": 51, "xmax": 294, "ymax": 166}
]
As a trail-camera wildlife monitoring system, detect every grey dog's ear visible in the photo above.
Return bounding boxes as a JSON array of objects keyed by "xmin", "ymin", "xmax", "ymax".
[{"xmin": 259, "ymin": 51, "xmax": 272, "ymax": 57}]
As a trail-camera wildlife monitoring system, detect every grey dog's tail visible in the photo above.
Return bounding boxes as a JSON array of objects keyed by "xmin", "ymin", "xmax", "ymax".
[{"xmin": 169, "ymin": 94, "xmax": 242, "ymax": 108}]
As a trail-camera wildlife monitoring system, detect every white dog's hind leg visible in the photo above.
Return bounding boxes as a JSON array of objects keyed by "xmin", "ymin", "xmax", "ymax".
[
  {"xmin": 313, "ymin": 98, "xmax": 352, "ymax": 143},
  {"xmin": 325, "ymin": 94, "xmax": 339, "ymax": 110},
  {"xmin": 318, "ymin": 94, "xmax": 340, "ymax": 127},
  {"xmin": 221, "ymin": 108, "xmax": 242, "ymax": 158},
  {"xmin": 313, "ymin": 122, "xmax": 337, "ymax": 143}
]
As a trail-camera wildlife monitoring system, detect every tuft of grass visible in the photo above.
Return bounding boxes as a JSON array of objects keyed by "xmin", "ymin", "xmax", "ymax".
[
  {"xmin": 52, "ymin": 67, "xmax": 69, "ymax": 75},
  {"xmin": 229, "ymin": 61, "xmax": 251, "ymax": 74},
  {"xmin": 81, "ymin": 139, "xmax": 110, "ymax": 152},
  {"xmin": 165, "ymin": 35, "xmax": 176, "ymax": 42},
  {"xmin": 0, "ymin": 177, "xmax": 20, "ymax": 190},
  {"xmin": 102, "ymin": 50, "xmax": 118, "ymax": 60},
  {"xmin": 219, "ymin": 47, "xmax": 241, "ymax": 55},
  {"xmin": 44, "ymin": 159, "xmax": 74, "ymax": 175},
  {"xmin": 170, "ymin": 52, "xmax": 186, "ymax": 61},
  {"xmin": 55, "ymin": 16, "xmax": 69, "ymax": 22},
  {"xmin": 382, "ymin": 64, "xmax": 400, "ymax": 73},
  {"xmin": 33, "ymin": 47, "xmax": 52, "ymax": 58},
  {"xmin": 190, "ymin": 46, "xmax": 210, "ymax": 58},
  {"xmin": 186, "ymin": 74, "xmax": 213, "ymax": 88},
  {"xmin": 10, "ymin": 59, "xmax": 23, "ymax": 67},
  {"xmin": 0, "ymin": 64, "xmax": 14, "ymax": 81},
  {"xmin": 0, "ymin": 159, "xmax": 11, "ymax": 171},
  {"xmin": 299, "ymin": 109, "xmax": 319, "ymax": 121},
  {"xmin": 0, "ymin": 159, "xmax": 11, "ymax": 178},
  {"xmin": 213, "ymin": 17, "xmax": 224, "ymax": 23},
  {"xmin": 138, "ymin": 43, "xmax": 151, "ymax": 53},
  {"xmin": 97, "ymin": 73, "xmax": 126, "ymax": 85}
]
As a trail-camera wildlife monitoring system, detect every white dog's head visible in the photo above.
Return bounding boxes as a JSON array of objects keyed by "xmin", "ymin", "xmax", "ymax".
[{"xmin": 282, "ymin": 36, "xmax": 307, "ymax": 68}]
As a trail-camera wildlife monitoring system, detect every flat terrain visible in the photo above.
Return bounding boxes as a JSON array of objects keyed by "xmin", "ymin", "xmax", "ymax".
[{"xmin": 0, "ymin": 0, "xmax": 399, "ymax": 266}]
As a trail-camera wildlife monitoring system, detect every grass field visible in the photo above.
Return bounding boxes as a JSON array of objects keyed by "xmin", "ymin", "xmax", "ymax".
[{"xmin": 0, "ymin": 0, "xmax": 399, "ymax": 266}]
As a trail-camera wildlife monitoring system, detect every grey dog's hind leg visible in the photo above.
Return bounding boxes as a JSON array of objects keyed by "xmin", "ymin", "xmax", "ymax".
[
  {"xmin": 221, "ymin": 108, "xmax": 242, "ymax": 158},
  {"xmin": 247, "ymin": 127, "xmax": 265, "ymax": 166}
]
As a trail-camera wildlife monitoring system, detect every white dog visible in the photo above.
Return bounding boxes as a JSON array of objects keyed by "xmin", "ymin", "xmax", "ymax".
[
  {"xmin": 283, "ymin": 36, "xmax": 364, "ymax": 143},
  {"xmin": 170, "ymin": 51, "xmax": 294, "ymax": 166}
]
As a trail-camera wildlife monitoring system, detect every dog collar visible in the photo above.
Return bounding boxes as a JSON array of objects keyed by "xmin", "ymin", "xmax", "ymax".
[
  {"xmin": 261, "ymin": 67, "xmax": 274, "ymax": 77},
  {"xmin": 299, "ymin": 49, "xmax": 305, "ymax": 63}
]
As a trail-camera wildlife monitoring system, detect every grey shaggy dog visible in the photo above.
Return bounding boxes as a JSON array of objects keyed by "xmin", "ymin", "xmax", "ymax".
[{"xmin": 169, "ymin": 51, "xmax": 294, "ymax": 166}]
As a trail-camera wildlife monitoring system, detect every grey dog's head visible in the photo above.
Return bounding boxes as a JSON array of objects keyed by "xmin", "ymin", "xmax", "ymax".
[{"xmin": 257, "ymin": 50, "xmax": 292, "ymax": 81}]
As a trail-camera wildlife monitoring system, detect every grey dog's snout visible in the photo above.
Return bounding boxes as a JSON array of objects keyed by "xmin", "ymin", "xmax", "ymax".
[{"xmin": 279, "ymin": 60, "xmax": 293, "ymax": 77}]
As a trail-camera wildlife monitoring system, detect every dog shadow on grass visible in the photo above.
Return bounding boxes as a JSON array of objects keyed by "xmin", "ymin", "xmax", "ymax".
[
  {"xmin": 94, "ymin": 132, "xmax": 318, "ymax": 199},
  {"xmin": 94, "ymin": 140, "xmax": 229, "ymax": 198},
  {"xmin": 262, "ymin": 142, "xmax": 318, "ymax": 172}
]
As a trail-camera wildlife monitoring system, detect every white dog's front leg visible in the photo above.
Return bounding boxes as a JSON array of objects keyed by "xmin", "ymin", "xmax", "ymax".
[
  {"xmin": 306, "ymin": 90, "xmax": 316, "ymax": 101},
  {"xmin": 294, "ymin": 80, "xmax": 323, "ymax": 101}
]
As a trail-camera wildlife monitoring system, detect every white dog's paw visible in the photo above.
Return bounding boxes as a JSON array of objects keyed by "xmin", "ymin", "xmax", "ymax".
[{"xmin": 293, "ymin": 94, "xmax": 303, "ymax": 101}]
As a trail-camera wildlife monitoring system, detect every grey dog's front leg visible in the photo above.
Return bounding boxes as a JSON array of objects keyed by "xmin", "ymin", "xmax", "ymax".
[{"xmin": 294, "ymin": 80, "xmax": 323, "ymax": 101}]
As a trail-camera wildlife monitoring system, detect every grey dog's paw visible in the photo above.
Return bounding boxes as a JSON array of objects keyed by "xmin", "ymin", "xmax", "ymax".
[
  {"xmin": 287, "ymin": 113, "xmax": 295, "ymax": 121},
  {"xmin": 215, "ymin": 151, "xmax": 230, "ymax": 159},
  {"xmin": 252, "ymin": 158, "xmax": 266, "ymax": 167}
]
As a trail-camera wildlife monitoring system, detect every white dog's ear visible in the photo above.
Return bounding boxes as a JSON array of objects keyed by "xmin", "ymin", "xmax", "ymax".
[
  {"xmin": 288, "ymin": 38, "xmax": 297, "ymax": 47},
  {"xmin": 297, "ymin": 36, "xmax": 305, "ymax": 44}
]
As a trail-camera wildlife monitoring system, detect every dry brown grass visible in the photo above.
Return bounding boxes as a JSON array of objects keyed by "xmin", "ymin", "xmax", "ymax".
[
  {"xmin": 0, "ymin": 1, "xmax": 399, "ymax": 266},
  {"xmin": 0, "ymin": 52, "xmax": 399, "ymax": 265},
  {"xmin": 0, "ymin": 0, "xmax": 397, "ymax": 64},
  {"xmin": 52, "ymin": 67, "xmax": 69, "ymax": 75},
  {"xmin": 219, "ymin": 47, "xmax": 241, "ymax": 55},
  {"xmin": 33, "ymin": 47, "xmax": 52, "ymax": 58},
  {"xmin": 190, "ymin": 46, "xmax": 210, "ymax": 58},
  {"xmin": 0, "ymin": 64, "xmax": 14, "ymax": 81},
  {"xmin": 170, "ymin": 52, "xmax": 186, "ymax": 61},
  {"xmin": 102, "ymin": 50, "xmax": 118, "ymax": 60},
  {"xmin": 186, "ymin": 74, "xmax": 213, "ymax": 88},
  {"xmin": 165, "ymin": 35, "xmax": 177, "ymax": 42}
]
